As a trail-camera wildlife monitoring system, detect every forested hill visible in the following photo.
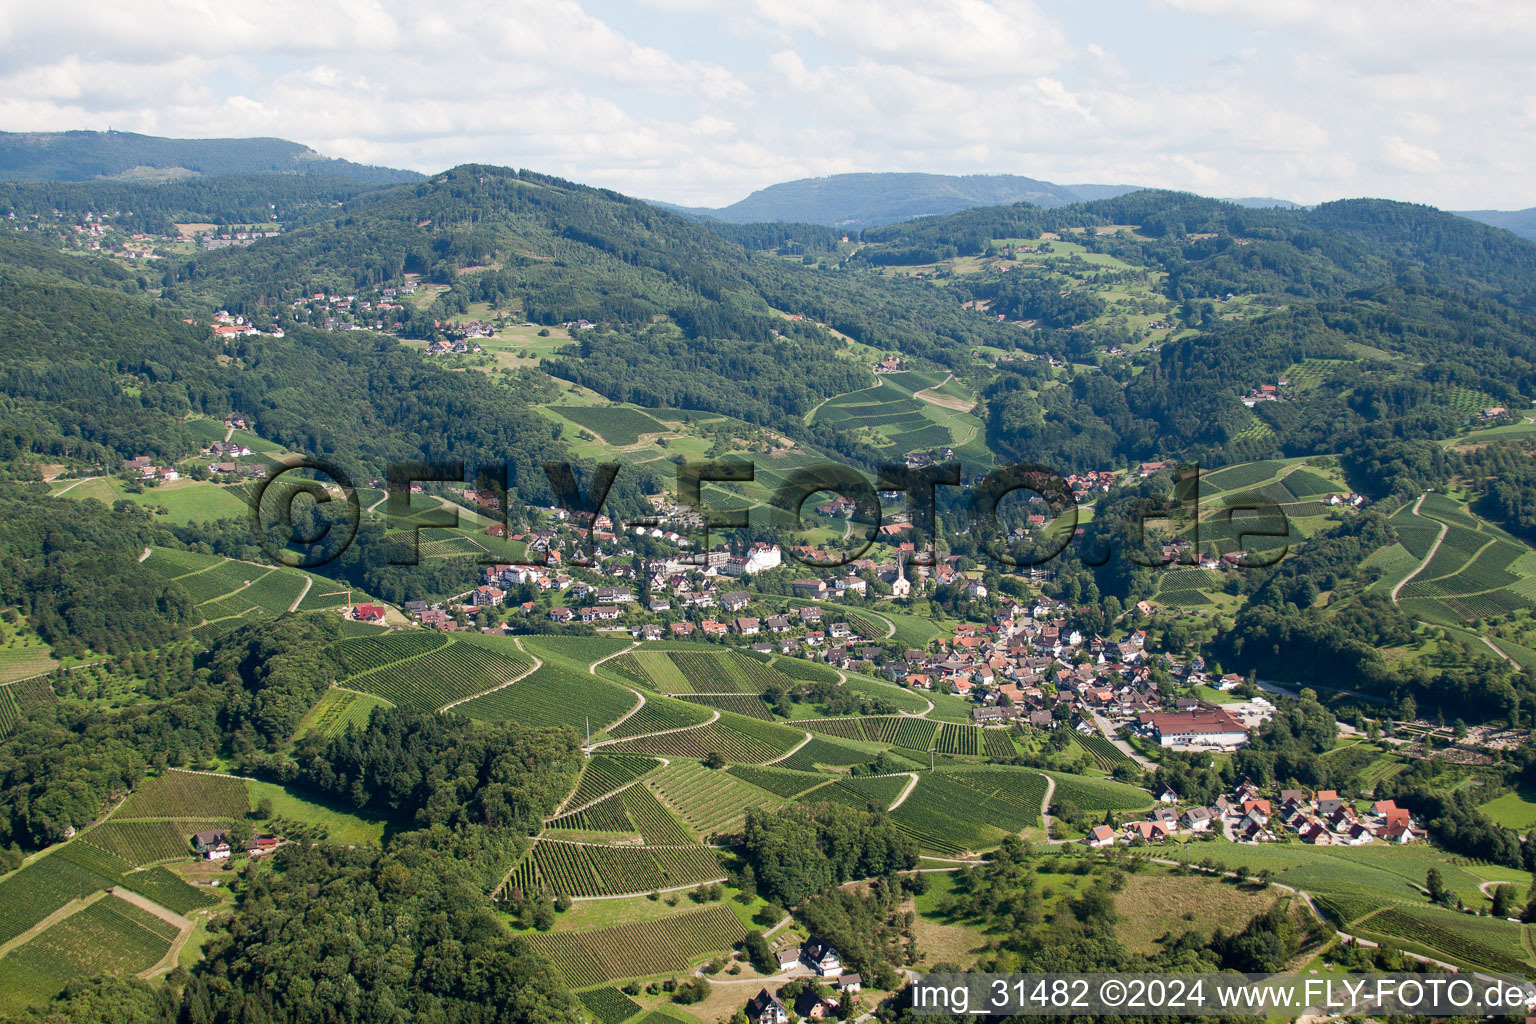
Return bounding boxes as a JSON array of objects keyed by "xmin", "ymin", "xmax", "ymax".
[
  {"xmin": 157, "ymin": 168, "xmax": 1536, "ymax": 474},
  {"xmin": 1458, "ymin": 206, "xmax": 1536, "ymax": 242},
  {"xmin": 656, "ymin": 171, "xmax": 1139, "ymax": 228},
  {"xmin": 0, "ymin": 233, "xmax": 569, "ymax": 493},
  {"xmin": 0, "ymin": 130, "xmax": 421, "ymax": 185},
  {"xmin": 158, "ymin": 165, "xmax": 1027, "ymax": 434}
]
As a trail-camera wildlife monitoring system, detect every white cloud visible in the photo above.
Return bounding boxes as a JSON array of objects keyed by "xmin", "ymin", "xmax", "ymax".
[{"xmin": 0, "ymin": 0, "xmax": 1528, "ymax": 208}]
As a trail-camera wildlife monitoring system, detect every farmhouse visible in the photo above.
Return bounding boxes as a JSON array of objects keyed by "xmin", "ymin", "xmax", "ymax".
[
  {"xmin": 802, "ymin": 938, "xmax": 843, "ymax": 976},
  {"xmin": 747, "ymin": 988, "xmax": 789, "ymax": 1024},
  {"xmin": 192, "ymin": 829, "xmax": 231, "ymax": 860}
]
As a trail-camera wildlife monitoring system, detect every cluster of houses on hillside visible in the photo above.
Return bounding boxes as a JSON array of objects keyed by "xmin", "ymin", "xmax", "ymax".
[
  {"xmin": 746, "ymin": 939, "xmax": 861, "ymax": 1024},
  {"xmin": 122, "ymin": 456, "xmax": 180, "ymax": 482},
  {"xmin": 191, "ymin": 829, "xmax": 283, "ymax": 860},
  {"xmin": 1085, "ymin": 778, "xmax": 1419, "ymax": 847},
  {"xmin": 1240, "ymin": 382, "xmax": 1288, "ymax": 407}
]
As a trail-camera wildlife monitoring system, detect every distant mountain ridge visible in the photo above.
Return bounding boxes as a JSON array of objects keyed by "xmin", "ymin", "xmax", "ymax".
[
  {"xmin": 1457, "ymin": 207, "xmax": 1536, "ymax": 242},
  {"xmin": 654, "ymin": 171, "xmax": 1142, "ymax": 229},
  {"xmin": 0, "ymin": 130, "xmax": 422, "ymax": 185}
]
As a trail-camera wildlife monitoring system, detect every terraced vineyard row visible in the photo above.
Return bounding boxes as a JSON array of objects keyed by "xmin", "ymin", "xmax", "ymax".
[
  {"xmin": 565, "ymin": 755, "xmax": 662, "ymax": 811},
  {"xmin": 725, "ymin": 764, "xmax": 828, "ymax": 798},
  {"xmin": 348, "ymin": 639, "xmax": 531, "ymax": 711},
  {"xmin": 679, "ymin": 693, "xmax": 774, "ymax": 720},
  {"xmin": 2, "ymin": 896, "xmax": 175, "ymax": 991},
  {"xmin": 1361, "ymin": 907, "xmax": 1531, "ymax": 976},
  {"xmin": 300, "ymin": 688, "xmax": 391, "ymax": 738},
  {"xmin": 577, "ymin": 987, "xmax": 643, "ymax": 1024},
  {"xmin": 526, "ymin": 905, "xmax": 745, "ymax": 987},
  {"xmin": 607, "ymin": 720, "xmax": 797, "ymax": 764},
  {"xmin": 604, "ymin": 695, "xmax": 712, "ymax": 740},
  {"xmin": 116, "ymin": 771, "xmax": 250, "ymax": 820},
  {"xmin": 80, "ymin": 819, "xmax": 223, "ymax": 865},
  {"xmin": 511, "ymin": 840, "xmax": 723, "ymax": 898},
  {"xmin": 1069, "ymin": 730, "xmax": 1134, "ymax": 770},
  {"xmin": 890, "ymin": 768, "xmax": 1047, "ymax": 854},
  {"xmin": 333, "ymin": 631, "xmax": 450, "ymax": 674},
  {"xmin": 458, "ymin": 661, "xmax": 636, "ymax": 731},
  {"xmin": 803, "ymin": 774, "xmax": 908, "ymax": 812},
  {"xmin": 648, "ymin": 761, "xmax": 783, "ymax": 835},
  {"xmin": 0, "ymin": 675, "xmax": 56, "ymax": 737}
]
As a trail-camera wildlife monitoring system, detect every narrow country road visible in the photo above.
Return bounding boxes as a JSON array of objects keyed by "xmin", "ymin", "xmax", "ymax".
[{"xmin": 1391, "ymin": 493, "xmax": 1446, "ymax": 604}]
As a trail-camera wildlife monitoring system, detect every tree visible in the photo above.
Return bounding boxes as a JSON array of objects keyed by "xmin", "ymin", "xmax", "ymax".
[
  {"xmin": 1426, "ymin": 867, "xmax": 1450, "ymax": 905},
  {"xmin": 1492, "ymin": 884, "xmax": 1516, "ymax": 918},
  {"xmin": 703, "ymin": 751, "xmax": 726, "ymax": 769},
  {"xmin": 743, "ymin": 930, "xmax": 775, "ymax": 974}
]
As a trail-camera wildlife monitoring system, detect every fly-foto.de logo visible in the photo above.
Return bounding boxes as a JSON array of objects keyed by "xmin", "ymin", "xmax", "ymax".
[{"xmin": 248, "ymin": 456, "xmax": 1289, "ymax": 572}]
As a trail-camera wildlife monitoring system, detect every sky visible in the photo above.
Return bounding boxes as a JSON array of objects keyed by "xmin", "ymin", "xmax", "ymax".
[{"xmin": 0, "ymin": 0, "xmax": 1530, "ymax": 210}]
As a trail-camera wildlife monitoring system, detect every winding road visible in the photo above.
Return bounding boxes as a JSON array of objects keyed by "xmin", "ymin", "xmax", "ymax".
[{"xmin": 1390, "ymin": 492, "xmax": 1447, "ymax": 604}]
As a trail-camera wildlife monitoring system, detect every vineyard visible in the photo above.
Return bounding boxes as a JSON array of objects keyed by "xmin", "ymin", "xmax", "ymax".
[
  {"xmin": 519, "ymin": 635, "xmax": 635, "ymax": 666},
  {"xmin": 563, "ymin": 755, "xmax": 663, "ymax": 812},
  {"xmin": 1357, "ymin": 906, "xmax": 1532, "ymax": 976},
  {"xmin": 0, "ymin": 851, "xmax": 123, "ymax": 946},
  {"xmin": 0, "ymin": 895, "xmax": 176, "ymax": 1002},
  {"xmin": 605, "ymin": 719, "xmax": 799, "ymax": 764},
  {"xmin": 805, "ymin": 774, "xmax": 909, "ymax": 812},
  {"xmin": 1041, "ymin": 771, "xmax": 1151, "ymax": 812},
  {"xmin": 982, "ymin": 728, "xmax": 1018, "ymax": 758},
  {"xmin": 115, "ymin": 771, "xmax": 251, "ymax": 820},
  {"xmin": 1153, "ymin": 568, "xmax": 1219, "ymax": 607},
  {"xmin": 603, "ymin": 694, "xmax": 713, "ymax": 740},
  {"xmin": 80, "ymin": 819, "xmax": 220, "ymax": 865},
  {"xmin": 679, "ymin": 693, "xmax": 774, "ymax": 720},
  {"xmin": 550, "ymin": 405, "xmax": 667, "ymax": 446},
  {"xmin": 333, "ymin": 632, "xmax": 449, "ymax": 674},
  {"xmin": 298, "ymin": 688, "xmax": 391, "ymax": 738},
  {"xmin": 345, "ymin": 638, "xmax": 532, "ymax": 711},
  {"xmin": 800, "ymin": 715, "xmax": 979, "ymax": 753},
  {"xmin": 668, "ymin": 651, "xmax": 757, "ymax": 693},
  {"xmin": 769, "ymin": 657, "xmax": 839, "ymax": 684},
  {"xmin": 778, "ymin": 736, "xmax": 879, "ymax": 772},
  {"xmin": 1068, "ymin": 730, "xmax": 1135, "ymax": 771},
  {"xmin": 647, "ymin": 761, "xmax": 786, "ymax": 835},
  {"xmin": 458, "ymin": 661, "xmax": 636, "ymax": 731},
  {"xmin": 725, "ymin": 764, "xmax": 828, "ymax": 799},
  {"xmin": 547, "ymin": 791, "xmax": 636, "ymax": 834},
  {"xmin": 118, "ymin": 866, "xmax": 219, "ymax": 915},
  {"xmin": 526, "ymin": 904, "xmax": 745, "ymax": 986},
  {"xmin": 546, "ymin": 786, "xmax": 695, "ymax": 845},
  {"xmin": 173, "ymin": 559, "xmax": 264, "ymax": 603},
  {"xmin": 0, "ymin": 675, "xmax": 56, "ymax": 737},
  {"xmin": 510, "ymin": 839, "xmax": 723, "ymax": 898},
  {"xmin": 576, "ymin": 987, "xmax": 643, "ymax": 1024},
  {"xmin": 890, "ymin": 768, "xmax": 1047, "ymax": 854}
]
